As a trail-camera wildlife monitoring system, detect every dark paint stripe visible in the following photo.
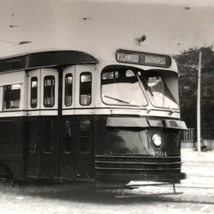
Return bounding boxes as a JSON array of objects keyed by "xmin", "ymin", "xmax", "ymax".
[
  {"xmin": 95, "ymin": 161, "xmax": 182, "ymax": 165},
  {"xmin": 95, "ymin": 167, "xmax": 181, "ymax": 171},
  {"xmin": 95, "ymin": 155, "xmax": 181, "ymax": 159}
]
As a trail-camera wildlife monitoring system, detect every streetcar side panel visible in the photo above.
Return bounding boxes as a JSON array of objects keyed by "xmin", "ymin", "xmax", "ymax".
[{"xmin": 0, "ymin": 71, "xmax": 26, "ymax": 180}]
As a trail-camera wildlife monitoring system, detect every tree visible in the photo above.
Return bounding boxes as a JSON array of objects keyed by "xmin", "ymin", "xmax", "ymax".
[{"xmin": 173, "ymin": 45, "xmax": 214, "ymax": 129}]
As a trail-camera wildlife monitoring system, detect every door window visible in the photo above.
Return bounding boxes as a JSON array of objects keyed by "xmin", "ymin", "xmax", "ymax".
[
  {"xmin": 79, "ymin": 120, "xmax": 91, "ymax": 153},
  {"xmin": 29, "ymin": 121, "xmax": 37, "ymax": 153},
  {"xmin": 64, "ymin": 74, "xmax": 73, "ymax": 106},
  {"xmin": 43, "ymin": 121, "xmax": 53, "ymax": 153},
  {"xmin": 44, "ymin": 76, "xmax": 55, "ymax": 107},
  {"xmin": 64, "ymin": 121, "xmax": 71, "ymax": 153},
  {"xmin": 80, "ymin": 72, "xmax": 92, "ymax": 105},
  {"xmin": 31, "ymin": 77, "xmax": 38, "ymax": 108}
]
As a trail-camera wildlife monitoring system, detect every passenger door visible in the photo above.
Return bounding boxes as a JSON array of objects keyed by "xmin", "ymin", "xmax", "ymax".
[
  {"xmin": 27, "ymin": 68, "xmax": 59, "ymax": 179},
  {"xmin": 73, "ymin": 65, "xmax": 95, "ymax": 181},
  {"xmin": 61, "ymin": 65, "xmax": 95, "ymax": 181},
  {"xmin": 26, "ymin": 69, "xmax": 41, "ymax": 179},
  {"xmin": 27, "ymin": 65, "xmax": 95, "ymax": 181},
  {"xmin": 60, "ymin": 66, "xmax": 75, "ymax": 180},
  {"xmin": 39, "ymin": 68, "xmax": 59, "ymax": 179}
]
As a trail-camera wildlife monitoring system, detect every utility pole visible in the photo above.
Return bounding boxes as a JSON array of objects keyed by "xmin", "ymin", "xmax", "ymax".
[{"xmin": 197, "ymin": 51, "xmax": 202, "ymax": 155}]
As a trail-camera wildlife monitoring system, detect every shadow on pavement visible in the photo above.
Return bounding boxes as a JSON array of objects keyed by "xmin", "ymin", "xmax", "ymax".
[{"xmin": 0, "ymin": 182, "xmax": 182, "ymax": 205}]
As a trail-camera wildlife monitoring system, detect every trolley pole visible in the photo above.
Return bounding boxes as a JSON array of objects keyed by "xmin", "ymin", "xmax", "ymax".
[{"xmin": 197, "ymin": 51, "xmax": 202, "ymax": 155}]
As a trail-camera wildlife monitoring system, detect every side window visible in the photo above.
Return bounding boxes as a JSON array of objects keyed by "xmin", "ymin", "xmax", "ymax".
[
  {"xmin": 79, "ymin": 120, "xmax": 91, "ymax": 153},
  {"xmin": 3, "ymin": 84, "xmax": 21, "ymax": 110},
  {"xmin": 44, "ymin": 76, "xmax": 55, "ymax": 107},
  {"xmin": 80, "ymin": 72, "xmax": 92, "ymax": 106},
  {"xmin": 31, "ymin": 77, "xmax": 38, "ymax": 108},
  {"xmin": 64, "ymin": 74, "xmax": 73, "ymax": 106}
]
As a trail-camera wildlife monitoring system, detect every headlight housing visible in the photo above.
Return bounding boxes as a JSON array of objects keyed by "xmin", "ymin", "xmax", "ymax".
[{"xmin": 152, "ymin": 134, "xmax": 162, "ymax": 147}]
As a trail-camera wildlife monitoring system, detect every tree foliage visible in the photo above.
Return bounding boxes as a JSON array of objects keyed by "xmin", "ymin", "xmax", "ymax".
[{"xmin": 173, "ymin": 45, "xmax": 214, "ymax": 128}]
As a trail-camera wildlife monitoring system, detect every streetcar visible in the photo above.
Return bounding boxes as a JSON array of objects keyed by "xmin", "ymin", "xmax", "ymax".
[{"xmin": 0, "ymin": 48, "xmax": 186, "ymax": 189}]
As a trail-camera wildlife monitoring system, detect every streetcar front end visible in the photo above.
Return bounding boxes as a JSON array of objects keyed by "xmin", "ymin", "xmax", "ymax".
[
  {"xmin": 94, "ymin": 49, "xmax": 187, "ymax": 188},
  {"xmin": 95, "ymin": 117, "xmax": 186, "ymax": 188}
]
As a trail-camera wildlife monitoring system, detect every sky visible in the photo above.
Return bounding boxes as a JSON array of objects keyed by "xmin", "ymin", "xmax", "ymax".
[{"xmin": 0, "ymin": 0, "xmax": 214, "ymax": 59}]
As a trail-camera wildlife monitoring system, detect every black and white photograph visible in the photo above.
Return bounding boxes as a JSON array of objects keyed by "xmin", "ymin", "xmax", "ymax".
[{"xmin": 0, "ymin": 0, "xmax": 213, "ymax": 213}]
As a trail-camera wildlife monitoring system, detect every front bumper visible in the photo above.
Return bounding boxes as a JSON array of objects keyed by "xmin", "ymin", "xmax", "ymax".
[
  {"xmin": 95, "ymin": 155, "xmax": 186, "ymax": 185},
  {"xmin": 96, "ymin": 171, "xmax": 186, "ymax": 183}
]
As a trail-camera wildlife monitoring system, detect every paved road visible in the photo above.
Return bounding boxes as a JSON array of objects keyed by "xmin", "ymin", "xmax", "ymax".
[
  {"xmin": 0, "ymin": 148, "xmax": 213, "ymax": 214},
  {"xmin": 181, "ymin": 148, "xmax": 214, "ymax": 187},
  {"xmin": 0, "ymin": 183, "xmax": 214, "ymax": 214}
]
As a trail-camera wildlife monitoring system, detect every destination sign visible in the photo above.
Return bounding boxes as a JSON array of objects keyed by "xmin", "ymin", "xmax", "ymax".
[
  {"xmin": 116, "ymin": 49, "xmax": 171, "ymax": 68},
  {"xmin": 5, "ymin": 60, "xmax": 22, "ymax": 71}
]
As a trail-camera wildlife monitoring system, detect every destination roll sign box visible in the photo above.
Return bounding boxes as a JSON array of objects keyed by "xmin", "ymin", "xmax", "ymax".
[{"xmin": 116, "ymin": 49, "xmax": 171, "ymax": 68}]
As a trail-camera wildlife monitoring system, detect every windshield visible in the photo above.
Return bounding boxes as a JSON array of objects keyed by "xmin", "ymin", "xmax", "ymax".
[
  {"xmin": 101, "ymin": 66, "xmax": 179, "ymax": 109},
  {"xmin": 137, "ymin": 71, "xmax": 178, "ymax": 109},
  {"xmin": 101, "ymin": 69, "xmax": 147, "ymax": 106}
]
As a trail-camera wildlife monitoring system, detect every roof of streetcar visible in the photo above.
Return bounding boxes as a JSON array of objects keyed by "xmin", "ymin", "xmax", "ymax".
[
  {"xmin": 0, "ymin": 50, "xmax": 98, "ymax": 72},
  {"xmin": 0, "ymin": 49, "xmax": 178, "ymax": 74}
]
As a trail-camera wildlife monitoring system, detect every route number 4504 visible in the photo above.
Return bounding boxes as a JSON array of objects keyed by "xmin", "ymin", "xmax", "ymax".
[{"xmin": 153, "ymin": 151, "xmax": 167, "ymax": 157}]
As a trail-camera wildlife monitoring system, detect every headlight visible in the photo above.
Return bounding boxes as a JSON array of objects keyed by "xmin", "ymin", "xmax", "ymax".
[{"xmin": 152, "ymin": 134, "xmax": 162, "ymax": 147}]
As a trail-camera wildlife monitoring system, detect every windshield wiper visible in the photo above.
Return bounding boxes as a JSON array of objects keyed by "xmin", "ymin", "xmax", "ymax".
[
  {"xmin": 142, "ymin": 77, "xmax": 154, "ymax": 97},
  {"xmin": 147, "ymin": 85, "xmax": 154, "ymax": 97},
  {"xmin": 104, "ymin": 95, "xmax": 130, "ymax": 104},
  {"xmin": 136, "ymin": 72, "xmax": 154, "ymax": 96}
]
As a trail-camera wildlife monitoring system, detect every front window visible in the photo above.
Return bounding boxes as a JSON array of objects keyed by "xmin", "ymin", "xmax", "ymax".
[
  {"xmin": 101, "ymin": 68, "xmax": 147, "ymax": 106},
  {"xmin": 137, "ymin": 70, "xmax": 178, "ymax": 109},
  {"xmin": 101, "ymin": 66, "xmax": 179, "ymax": 109}
]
